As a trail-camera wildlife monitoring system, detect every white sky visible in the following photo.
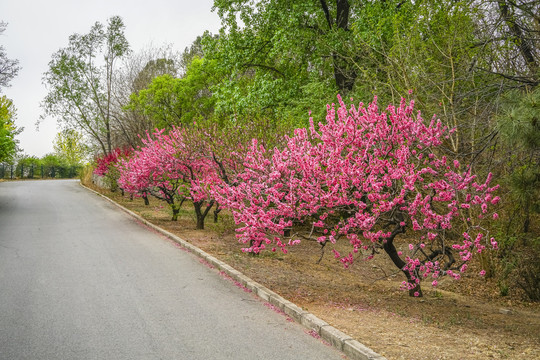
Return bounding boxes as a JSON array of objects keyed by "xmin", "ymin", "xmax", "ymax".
[{"xmin": 0, "ymin": 0, "xmax": 221, "ymax": 157}]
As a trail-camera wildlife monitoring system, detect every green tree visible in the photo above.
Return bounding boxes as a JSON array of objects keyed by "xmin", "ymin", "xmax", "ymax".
[
  {"xmin": 179, "ymin": 32, "xmax": 219, "ymax": 74},
  {"xmin": 488, "ymin": 0, "xmax": 539, "ymax": 87},
  {"xmin": 41, "ymin": 16, "xmax": 130, "ymax": 155},
  {"xmin": 131, "ymin": 58, "xmax": 177, "ymax": 91},
  {"xmin": 53, "ymin": 129, "xmax": 87, "ymax": 165},
  {"xmin": 208, "ymin": 0, "xmax": 365, "ymax": 126},
  {"xmin": 15, "ymin": 154, "xmax": 40, "ymax": 178},
  {"xmin": 350, "ymin": 1, "xmax": 497, "ymax": 155},
  {"xmin": 497, "ymin": 87, "xmax": 540, "ymax": 234},
  {"xmin": 40, "ymin": 153, "xmax": 81, "ymax": 178},
  {"xmin": 41, "ymin": 153, "xmax": 63, "ymax": 168},
  {"xmin": 0, "ymin": 95, "xmax": 21, "ymax": 162},
  {"xmin": 0, "ymin": 22, "xmax": 21, "ymax": 162},
  {"xmin": 341, "ymin": 0, "xmax": 534, "ymax": 168},
  {"xmin": 208, "ymin": 1, "xmax": 539, "ymax": 155},
  {"xmin": 110, "ymin": 44, "xmax": 181, "ymax": 148},
  {"xmin": 0, "ymin": 21, "xmax": 20, "ymax": 91},
  {"xmin": 127, "ymin": 57, "xmax": 220, "ymax": 128}
]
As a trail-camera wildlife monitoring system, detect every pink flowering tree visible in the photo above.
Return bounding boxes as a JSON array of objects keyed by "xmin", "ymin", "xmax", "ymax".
[
  {"xmin": 117, "ymin": 131, "xmax": 188, "ymax": 220},
  {"xmin": 199, "ymin": 122, "xmax": 288, "ymax": 223},
  {"xmin": 94, "ymin": 147, "xmax": 132, "ymax": 192},
  {"xmin": 116, "ymin": 150, "xmax": 151, "ymax": 205},
  {"xmin": 118, "ymin": 127, "xmax": 217, "ymax": 228},
  {"xmin": 214, "ymin": 95, "xmax": 500, "ymax": 296}
]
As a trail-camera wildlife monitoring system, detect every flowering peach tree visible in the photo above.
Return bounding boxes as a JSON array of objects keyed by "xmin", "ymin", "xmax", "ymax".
[
  {"xmin": 214, "ymin": 96, "xmax": 500, "ymax": 296},
  {"xmin": 116, "ymin": 149, "xmax": 151, "ymax": 205},
  {"xmin": 117, "ymin": 127, "xmax": 217, "ymax": 227},
  {"xmin": 94, "ymin": 147, "xmax": 132, "ymax": 192}
]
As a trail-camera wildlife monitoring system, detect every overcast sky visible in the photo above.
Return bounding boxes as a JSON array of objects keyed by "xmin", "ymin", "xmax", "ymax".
[{"xmin": 0, "ymin": 0, "xmax": 221, "ymax": 157}]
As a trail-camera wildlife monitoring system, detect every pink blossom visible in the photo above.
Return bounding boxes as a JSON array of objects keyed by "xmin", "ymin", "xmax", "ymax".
[{"xmin": 479, "ymin": 270, "xmax": 486, "ymax": 277}]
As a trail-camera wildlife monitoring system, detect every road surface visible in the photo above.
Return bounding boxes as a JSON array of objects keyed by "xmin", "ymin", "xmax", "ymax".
[{"xmin": 0, "ymin": 180, "xmax": 346, "ymax": 360}]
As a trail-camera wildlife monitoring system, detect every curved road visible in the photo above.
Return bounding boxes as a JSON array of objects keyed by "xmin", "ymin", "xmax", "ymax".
[{"xmin": 0, "ymin": 180, "xmax": 346, "ymax": 360}]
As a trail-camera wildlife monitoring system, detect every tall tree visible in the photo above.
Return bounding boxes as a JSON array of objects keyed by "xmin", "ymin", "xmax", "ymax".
[
  {"xmin": 126, "ymin": 57, "xmax": 221, "ymax": 128},
  {"xmin": 490, "ymin": 0, "xmax": 540, "ymax": 86},
  {"xmin": 214, "ymin": 0, "xmax": 357, "ymax": 93},
  {"xmin": 41, "ymin": 16, "xmax": 129, "ymax": 155},
  {"xmin": 208, "ymin": 0, "xmax": 363, "ymax": 126},
  {"xmin": 179, "ymin": 32, "xmax": 219, "ymax": 74},
  {"xmin": 0, "ymin": 95, "xmax": 21, "ymax": 162},
  {"xmin": 343, "ymin": 0, "xmax": 526, "ymax": 168},
  {"xmin": 53, "ymin": 128, "xmax": 87, "ymax": 165},
  {"xmin": 110, "ymin": 44, "xmax": 181, "ymax": 148},
  {"xmin": 496, "ymin": 86, "xmax": 540, "ymax": 234},
  {"xmin": 0, "ymin": 23, "xmax": 21, "ymax": 161},
  {"xmin": 0, "ymin": 22, "xmax": 20, "ymax": 91}
]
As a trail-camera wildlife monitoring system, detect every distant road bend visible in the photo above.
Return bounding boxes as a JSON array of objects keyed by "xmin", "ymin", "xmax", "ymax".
[{"xmin": 0, "ymin": 180, "xmax": 346, "ymax": 360}]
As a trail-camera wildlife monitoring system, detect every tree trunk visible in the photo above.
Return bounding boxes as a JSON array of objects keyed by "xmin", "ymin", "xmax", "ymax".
[
  {"xmin": 498, "ymin": 0, "xmax": 539, "ymax": 82},
  {"xmin": 319, "ymin": 0, "xmax": 356, "ymax": 93},
  {"xmin": 196, "ymin": 215, "xmax": 204, "ymax": 229},
  {"xmin": 382, "ymin": 226, "xmax": 423, "ymax": 297},
  {"xmin": 213, "ymin": 203, "xmax": 221, "ymax": 223},
  {"xmin": 332, "ymin": 55, "xmax": 356, "ymax": 94},
  {"xmin": 171, "ymin": 203, "xmax": 180, "ymax": 221},
  {"xmin": 143, "ymin": 194, "xmax": 149, "ymax": 206},
  {"xmin": 193, "ymin": 200, "xmax": 215, "ymax": 230}
]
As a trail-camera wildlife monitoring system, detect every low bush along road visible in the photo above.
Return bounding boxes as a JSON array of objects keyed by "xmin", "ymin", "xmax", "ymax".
[{"xmin": 0, "ymin": 180, "xmax": 346, "ymax": 360}]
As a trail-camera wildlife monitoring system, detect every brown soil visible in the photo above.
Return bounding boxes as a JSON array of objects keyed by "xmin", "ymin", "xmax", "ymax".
[{"xmin": 89, "ymin": 184, "xmax": 540, "ymax": 360}]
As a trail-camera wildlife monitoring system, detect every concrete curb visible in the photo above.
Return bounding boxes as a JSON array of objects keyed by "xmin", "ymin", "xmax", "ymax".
[{"xmin": 80, "ymin": 182, "xmax": 387, "ymax": 360}]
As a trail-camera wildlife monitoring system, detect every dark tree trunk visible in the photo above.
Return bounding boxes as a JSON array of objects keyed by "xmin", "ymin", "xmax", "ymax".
[
  {"xmin": 382, "ymin": 225, "xmax": 423, "ymax": 297},
  {"xmin": 213, "ymin": 203, "xmax": 221, "ymax": 223},
  {"xmin": 320, "ymin": 0, "xmax": 357, "ymax": 94},
  {"xmin": 171, "ymin": 203, "xmax": 180, "ymax": 221},
  {"xmin": 143, "ymin": 194, "xmax": 149, "ymax": 206},
  {"xmin": 195, "ymin": 207, "xmax": 204, "ymax": 229},
  {"xmin": 334, "ymin": 0, "xmax": 354, "ymax": 92},
  {"xmin": 193, "ymin": 200, "xmax": 215, "ymax": 230},
  {"xmin": 498, "ymin": 0, "xmax": 538, "ymax": 79},
  {"xmin": 168, "ymin": 196, "xmax": 187, "ymax": 221}
]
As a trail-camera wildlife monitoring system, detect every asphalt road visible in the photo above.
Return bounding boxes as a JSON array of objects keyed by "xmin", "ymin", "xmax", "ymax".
[{"xmin": 0, "ymin": 180, "xmax": 346, "ymax": 360}]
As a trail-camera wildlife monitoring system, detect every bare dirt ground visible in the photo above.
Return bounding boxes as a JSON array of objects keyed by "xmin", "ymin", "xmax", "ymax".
[{"xmin": 88, "ymin": 184, "xmax": 540, "ymax": 360}]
